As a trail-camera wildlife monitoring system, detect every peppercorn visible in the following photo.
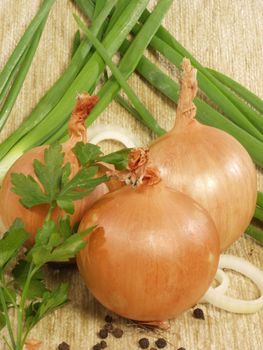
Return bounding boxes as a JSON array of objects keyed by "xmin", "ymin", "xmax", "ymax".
[
  {"xmin": 93, "ymin": 343, "xmax": 101, "ymax": 350},
  {"xmin": 138, "ymin": 337, "xmax": 150, "ymax": 349},
  {"xmin": 155, "ymin": 338, "xmax": 167, "ymax": 348},
  {"xmin": 103, "ymin": 323, "xmax": 114, "ymax": 332},
  {"xmin": 193, "ymin": 308, "xmax": 205, "ymax": 320},
  {"xmin": 100, "ymin": 340, "xmax": 107, "ymax": 349},
  {"xmin": 105, "ymin": 315, "xmax": 113, "ymax": 323},
  {"xmin": 112, "ymin": 327, "xmax": 124, "ymax": 338},
  {"xmin": 98, "ymin": 329, "xmax": 108, "ymax": 339},
  {"xmin": 58, "ymin": 342, "xmax": 70, "ymax": 350},
  {"xmin": 177, "ymin": 347, "xmax": 186, "ymax": 350}
]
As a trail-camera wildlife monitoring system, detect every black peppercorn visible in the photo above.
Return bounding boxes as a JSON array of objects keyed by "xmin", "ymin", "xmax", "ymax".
[
  {"xmin": 193, "ymin": 308, "xmax": 205, "ymax": 320},
  {"xmin": 58, "ymin": 341, "xmax": 70, "ymax": 350},
  {"xmin": 93, "ymin": 344, "xmax": 101, "ymax": 350},
  {"xmin": 103, "ymin": 323, "xmax": 114, "ymax": 332},
  {"xmin": 112, "ymin": 327, "xmax": 124, "ymax": 338},
  {"xmin": 100, "ymin": 340, "xmax": 107, "ymax": 349},
  {"xmin": 98, "ymin": 329, "xmax": 108, "ymax": 339},
  {"xmin": 58, "ymin": 342, "xmax": 70, "ymax": 350},
  {"xmin": 155, "ymin": 338, "xmax": 167, "ymax": 348},
  {"xmin": 104, "ymin": 315, "xmax": 113, "ymax": 323},
  {"xmin": 138, "ymin": 337, "xmax": 150, "ymax": 349}
]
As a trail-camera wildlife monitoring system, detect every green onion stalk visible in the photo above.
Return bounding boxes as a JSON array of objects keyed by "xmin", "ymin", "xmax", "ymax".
[{"xmin": 0, "ymin": 0, "xmax": 151, "ymax": 181}]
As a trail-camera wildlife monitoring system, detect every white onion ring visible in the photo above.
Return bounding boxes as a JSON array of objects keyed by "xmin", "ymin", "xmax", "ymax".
[
  {"xmin": 202, "ymin": 254, "xmax": 263, "ymax": 313},
  {"xmin": 199, "ymin": 268, "xmax": 229, "ymax": 303},
  {"xmin": 88, "ymin": 125, "xmax": 139, "ymax": 148}
]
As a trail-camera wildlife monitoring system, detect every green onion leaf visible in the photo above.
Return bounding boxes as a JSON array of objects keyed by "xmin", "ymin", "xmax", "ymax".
[
  {"xmin": 75, "ymin": 15, "xmax": 165, "ymax": 136},
  {"xmin": 208, "ymin": 68, "xmax": 263, "ymax": 115},
  {"xmin": 245, "ymin": 225, "xmax": 263, "ymax": 244}
]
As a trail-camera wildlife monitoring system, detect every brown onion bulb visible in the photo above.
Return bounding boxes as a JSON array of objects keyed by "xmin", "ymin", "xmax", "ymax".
[
  {"xmin": 149, "ymin": 59, "xmax": 257, "ymax": 251},
  {"xmin": 77, "ymin": 151, "xmax": 219, "ymax": 321},
  {"xmin": 0, "ymin": 94, "xmax": 108, "ymax": 245}
]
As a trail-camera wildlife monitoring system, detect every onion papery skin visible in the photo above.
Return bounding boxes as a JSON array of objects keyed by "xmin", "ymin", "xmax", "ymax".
[
  {"xmin": 149, "ymin": 120, "xmax": 257, "ymax": 251},
  {"xmin": 0, "ymin": 145, "xmax": 108, "ymax": 246},
  {"xmin": 77, "ymin": 183, "xmax": 220, "ymax": 321}
]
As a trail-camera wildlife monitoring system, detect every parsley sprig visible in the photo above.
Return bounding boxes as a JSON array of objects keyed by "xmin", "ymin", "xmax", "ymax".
[{"xmin": 0, "ymin": 142, "xmax": 130, "ymax": 350}]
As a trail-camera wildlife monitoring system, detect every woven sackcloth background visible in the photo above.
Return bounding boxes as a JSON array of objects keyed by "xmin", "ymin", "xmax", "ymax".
[{"xmin": 0, "ymin": 1, "xmax": 263, "ymax": 349}]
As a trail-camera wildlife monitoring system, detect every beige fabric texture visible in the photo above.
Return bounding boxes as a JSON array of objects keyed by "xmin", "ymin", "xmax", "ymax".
[{"xmin": 0, "ymin": 1, "xmax": 263, "ymax": 349}]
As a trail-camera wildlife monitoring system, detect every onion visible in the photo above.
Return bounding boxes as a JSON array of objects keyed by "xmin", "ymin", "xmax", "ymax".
[
  {"xmin": 0, "ymin": 94, "xmax": 108, "ymax": 245},
  {"xmin": 201, "ymin": 255, "xmax": 263, "ymax": 313},
  {"xmin": 149, "ymin": 59, "xmax": 257, "ymax": 251},
  {"xmin": 77, "ymin": 149, "xmax": 220, "ymax": 321}
]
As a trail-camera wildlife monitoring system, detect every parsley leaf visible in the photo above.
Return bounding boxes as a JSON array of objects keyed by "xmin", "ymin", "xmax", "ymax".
[
  {"xmin": 0, "ymin": 288, "xmax": 16, "ymax": 311},
  {"xmin": 11, "ymin": 143, "xmax": 108, "ymax": 214},
  {"xmin": 98, "ymin": 148, "xmax": 131, "ymax": 170},
  {"xmin": 73, "ymin": 141, "xmax": 131, "ymax": 170},
  {"xmin": 46, "ymin": 227, "xmax": 93, "ymax": 262},
  {"xmin": 57, "ymin": 167, "xmax": 108, "ymax": 214},
  {"xmin": 28, "ymin": 218, "xmax": 92, "ymax": 266},
  {"xmin": 25, "ymin": 283, "xmax": 68, "ymax": 331},
  {"xmin": 57, "ymin": 215, "xmax": 72, "ymax": 239},
  {"xmin": 35, "ymin": 220, "xmax": 57, "ymax": 246},
  {"xmin": 73, "ymin": 142, "xmax": 102, "ymax": 166},
  {"xmin": 33, "ymin": 143, "xmax": 65, "ymax": 202},
  {"xmin": 11, "ymin": 173, "xmax": 48, "ymax": 208},
  {"xmin": 12, "ymin": 261, "xmax": 47, "ymax": 299},
  {"xmin": 0, "ymin": 219, "xmax": 29, "ymax": 268}
]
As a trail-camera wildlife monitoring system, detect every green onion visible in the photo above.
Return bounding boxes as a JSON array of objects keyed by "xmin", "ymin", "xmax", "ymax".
[
  {"xmin": 103, "ymin": 0, "xmax": 128, "ymax": 38},
  {"xmin": 114, "ymin": 45, "xmax": 263, "ymax": 166},
  {"xmin": 257, "ymin": 191, "xmax": 263, "ymax": 208},
  {"xmin": 0, "ymin": 0, "xmax": 150, "ymax": 182},
  {"xmin": 94, "ymin": 0, "xmax": 108, "ymax": 18},
  {"xmin": 0, "ymin": 19, "xmax": 47, "ymax": 131},
  {"xmin": 75, "ymin": 15, "xmax": 166, "ymax": 136},
  {"xmin": 132, "ymin": 23, "xmax": 263, "ymax": 143},
  {"xmin": 0, "ymin": 0, "xmax": 55, "ymax": 103},
  {"xmin": 94, "ymin": 0, "xmax": 109, "ymax": 41},
  {"xmin": 127, "ymin": 53, "xmax": 263, "ymax": 167},
  {"xmin": 0, "ymin": 0, "xmax": 117, "ymax": 161},
  {"xmin": 0, "ymin": 48, "xmax": 26, "ymax": 107},
  {"xmin": 204, "ymin": 71, "xmax": 263, "ymax": 134},
  {"xmin": 208, "ymin": 68, "xmax": 263, "ymax": 115},
  {"xmin": 71, "ymin": 30, "xmax": 81, "ymax": 58},
  {"xmin": 73, "ymin": 0, "xmax": 95, "ymax": 19},
  {"xmin": 81, "ymin": 0, "xmax": 173, "ymax": 131},
  {"xmin": 115, "ymin": 94, "xmax": 143, "ymax": 124},
  {"xmin": 47, "ymin": 0, "xmax": 172, "ymax": 144},
  {"xmin": 254, "ymin": 207, "xmax": 263, "ymax": 222},
  {"xmin": 245, "ymin": 225, "xmax": 263, "ymax": 243}
]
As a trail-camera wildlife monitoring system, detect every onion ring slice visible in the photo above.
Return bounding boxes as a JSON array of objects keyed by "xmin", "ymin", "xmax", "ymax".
[
  {"xmin": 202, "ymin": 254, "xmax": 263, "ymax": 313},
  {"xmin": 199, "ymin": 268, "xmax": 229, "ymax": 303},
  {"xmin": 88, "ymin": 125, "xmax": 138, "ymax": 148}
]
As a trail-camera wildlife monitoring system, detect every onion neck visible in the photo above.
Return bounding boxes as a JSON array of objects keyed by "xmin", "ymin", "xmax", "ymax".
[
  {"xmin": 68, "ymin": 93, "xmax": 99, "ymax": 144},
  {"xmin": 108, "ymin": 148, "xmax": 161, "ymax": 188},
  {"xmin": 63, "ymin": 93, "xmax": 99, "ymax": 174},
  {"xmin": 173, "ymin": 58, "xmax": 198, "ymax": 131}
]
